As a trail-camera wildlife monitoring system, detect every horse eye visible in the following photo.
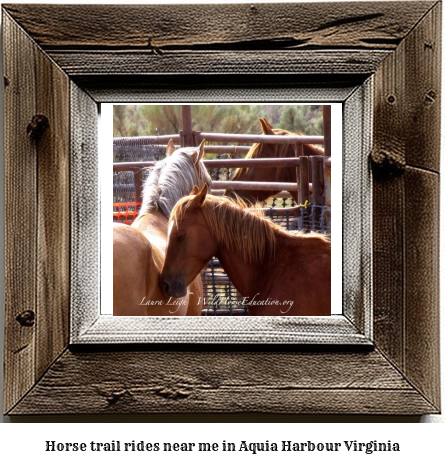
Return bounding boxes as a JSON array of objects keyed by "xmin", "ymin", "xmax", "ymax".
[{"xmin": 177, "ymin": 233, "xmax": 186, "ymax": 242}]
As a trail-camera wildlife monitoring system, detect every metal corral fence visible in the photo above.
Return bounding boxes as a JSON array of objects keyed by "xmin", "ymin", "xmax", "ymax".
[{"xmin": 113, "ymin": 125, "xmax": 330, "ymax": 316}]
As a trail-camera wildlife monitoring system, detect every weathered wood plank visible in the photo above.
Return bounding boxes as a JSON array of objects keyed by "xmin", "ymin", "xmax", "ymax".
[
  {"xmin": 371, "ymin": 2, "xmax": 441, "ymax": 173},
  {"xmin": 371, "ymin": 5, "xmax": 441, "ymax": 412},
  {"xmin": 3, "ymin": 2, "xmax": 435, "ymax": 50},
  {"xmin": 342, "ymin": 81, "xmax": 373, "ymax": 335},
  {"xmin": 8, "ymin": 349, "xmax": 438, "ymax": 415},
  {"xmin": 372, "ymin": 15, "xmax": 408, "ymax": 372},
  {"xmin": 34, "ymin": 41, "xmax": 71, "ymax": 381},
  {"xmin": 70, "ymin": 83, "xmax": 100, "ymax": 338},
  {"xmin": 372, "ymin": 177, "xmax": 405, "ymax": 368},
  {"xmin": 404, "ymin": 168, "xmax": 440, "ymax": 410},
  {"xmin": 2, "ymin": 2, "xmax": 441, "ymax": 418},
  {"xmin": 404, "ymin": 2, "xmax": 441, "ymax": 172},
  {"xmin": 3, "ymin": 12, "xmax": 38, "ymax": 414},
  {"xmin": 46, "ymin": 50, "xmax": 391, "ymax": 76}
]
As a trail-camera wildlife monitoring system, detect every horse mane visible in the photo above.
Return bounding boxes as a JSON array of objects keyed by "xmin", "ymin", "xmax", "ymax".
[
  {"xmin": 171, "ymin": 194, "xmax": 287, "ymax": 264},
  {"xmin": 139, "ymin": 148, "xmax": 212, "ymax": 218},
  {"xmin": 232, "ymin": 127, "xmax": 324, "ymax": 180}
]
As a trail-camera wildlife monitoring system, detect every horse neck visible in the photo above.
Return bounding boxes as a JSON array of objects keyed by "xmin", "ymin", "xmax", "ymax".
[
  {"xmin": 216, "ymin": 245, "xmax": 265, "ymax": 299},
  {"xmin": 207, "ymin": 201, "xmax": 278, "ymax": 297},
  {"xmin": 132, "ymin": 210, "xmax": 168, "ymax": 239}
]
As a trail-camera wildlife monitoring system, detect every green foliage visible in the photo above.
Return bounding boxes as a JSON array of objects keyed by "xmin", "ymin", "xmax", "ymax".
[
  {"xmin": 279, "ymin": 105, "xmax": 323, "ymax": 135},
  {"xmin": 113, "ymin": 105, "xmax": 323, "ymax": 137}
]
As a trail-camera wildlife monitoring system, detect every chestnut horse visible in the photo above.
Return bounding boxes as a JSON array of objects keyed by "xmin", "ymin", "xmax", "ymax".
[
  {"xmin": 225, "ymin": 117, "xmax": 325, "ymax": 204},
  {"xmin": 161, "ymin": 185, "xmax": 330, "ymax": 316},
  {"xmin": 113, "ymin": 140, "xmax": 212, "ymax": 316}
]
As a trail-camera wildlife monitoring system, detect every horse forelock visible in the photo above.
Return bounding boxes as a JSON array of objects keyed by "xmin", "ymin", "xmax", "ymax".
[
  {"xmin": 170, "ymin": 194, "xmax": 279, "ymax": 265},
  {"xmin": 140, "ymin": 150, "xmax": 211, "ymax": 218}
]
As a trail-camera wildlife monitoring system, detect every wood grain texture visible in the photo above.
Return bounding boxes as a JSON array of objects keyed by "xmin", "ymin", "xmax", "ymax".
[
  {"xmin": 3, "ymin": 1, "xmax": 432, "ymax": 80},
  {"xmin": 404, "ymin": 168, "xmax": 440, "ymax": 408},
  {"xmin": 75, "ymin": 315, "xmax": 370, "ymax": 346},
  {"xmin": 342, "ymin": 81, "xmax": 373, "ymax": 336},
  {"xmin": 404, "ymin": 3, "xmax": 441, "ymax": 172},
  {"xmin": 8, "ymin": 349, "xmax": 438, "ymax": 415},
  {"xmin": 3, "ymin": 10, "xmax": 72, "ymax": 412},
  {"xmin": 371, "ymin": 5, "xmax": 408, "ymax": 371},
  {"xmin": 46, "ymin": 50, "xmax": 390, "ymax": 76},
  {"xmin": 2, "ymin": 2, "xmax": 441, "ymax": 416},
  {"xmin": 70, "ymin": 83, "xmax": 99, "ymax": 338},
  {"xmin": 2, "ymin": 2, "xmax": 435, "ymax": 50},
  {"xmin": 3, "ymin": 12, "xmax": 38, "ymax": 414},
  {"xmin": 371, "ymin": 2, "xmax": 441, "ymax": 411},
  {"xmin": 372, "ymin": 175, "xmax": 405, "ymax": 369},
  {"xmin": 35, "ymin": 40, "xmax": 71, "ymax": 381},
  {"xmin": 371, "ymin": 2, "xmax": 441, "ymax": 172}
]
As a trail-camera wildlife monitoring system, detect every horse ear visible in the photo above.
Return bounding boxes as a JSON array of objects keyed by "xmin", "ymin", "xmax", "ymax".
[
  {"xmin": 190, "ymin": 185, "xmax": 200, "ymax": 195},
  {"xmin": 190, "ymin": 184, "xmax": 208, "ymax": 209},
  {"xmin": 166, "ymin": 139, "xmax": 176, "ymax": 156},
  {"xmin": 260, "ymin": 118, "xmax": 275, "ymax": 135},
  {"xmin": 195, "ymin": 139, "xmax": 206, "ymax": 165}
]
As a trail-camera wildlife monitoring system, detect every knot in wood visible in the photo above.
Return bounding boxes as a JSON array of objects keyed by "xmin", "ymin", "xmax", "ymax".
[
  {"xmin": 154, "ymin": 386, "xmax": 191, "ymax": 400},
  {"xmin": 386, "ymin": 94, "xmax": 396, "ymax": 105},
  {"xmin": 370, "ymin": 145, "xmax": 405, "ymax": 179},
  {"xmin": 27, "ymin": 114, "xmax": 49, "ymax": 141},
  {"xmin": 16, "ymin": 310, "xmax": 35, "ymax": 327},
  {"xmin": 105, "ymin": 390, "xmax": 128, "ymax": 405},
  {"xmin": 424, "ymin": 90, "xmax": 436, "ymax": 106}
]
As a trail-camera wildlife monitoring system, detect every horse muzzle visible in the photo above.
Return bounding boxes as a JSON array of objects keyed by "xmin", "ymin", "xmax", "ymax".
[{"xmin": 160, "ymin": 276, "xmax": 187, "ymax": 298}]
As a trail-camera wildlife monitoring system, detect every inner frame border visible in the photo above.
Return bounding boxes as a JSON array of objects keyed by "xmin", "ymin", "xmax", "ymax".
[{"xmin": 70, "ymin": 82, "xmax": 373, "ymax": 346}]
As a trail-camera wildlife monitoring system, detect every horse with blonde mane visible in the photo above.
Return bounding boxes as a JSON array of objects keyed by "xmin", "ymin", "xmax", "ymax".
[
  {"xmin": 161, "ymin": 184, "xmax": 330, "ymax": 316},
  {"xmin": 113, "ymin": 140, "xmax": 212, "ymax": 316},
  {"xmin": 225, "ymin": 117, "xmax": 325, "ymax": 204}
]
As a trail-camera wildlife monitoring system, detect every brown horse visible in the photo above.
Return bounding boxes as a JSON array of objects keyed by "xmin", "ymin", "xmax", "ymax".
[
  {"xmin": 225, "ymin": 117, "xmax": 325, "ymax": 204},
  {"xmin": 161, "ymin": 185, "xmax": 330, "ymax": 316},
  {"xmin": 113, "ymin": 140, "xmax": 212, "ymax": 316}
]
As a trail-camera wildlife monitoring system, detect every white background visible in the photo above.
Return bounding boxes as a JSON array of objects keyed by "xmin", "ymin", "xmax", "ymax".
[{"xmin": 0, "ymin": 0, "xmax": 444, "ymax": 462}]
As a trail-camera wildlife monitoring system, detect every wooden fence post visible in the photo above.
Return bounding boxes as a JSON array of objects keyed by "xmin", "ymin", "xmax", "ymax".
[
  {"xmin": 298, "ymin": 156, "xmax": 310, "ymax": 230},
  {"xmin": 311, "ymin": 156, "xmax": 325, "ymax": 205},
  {"xmin": 134, "ymin": 170, "xmax": 144, "ymax": 204},
  {"xmin": 298, "ymin": 156, "xmax": 310, "ymax": 204},
  {"xmin": 181, "ymin": 105, "xmax": 193, "ymax": 146},
  {"xmin": 310, "ymin": 155, "xmax": 325, "ymax": 230},
  {"xmin": 323, "ymin": 105, "xmax": 331, "ymax": 159},
  {"xmin": 295, "ymin": 143, "xmax": 304, "ymax": 210},
  {"xmin": 193, "ymin": 130, "xmax": 202, "ymax": 146}
]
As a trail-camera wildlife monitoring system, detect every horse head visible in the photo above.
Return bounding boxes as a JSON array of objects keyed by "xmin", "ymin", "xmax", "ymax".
[{"xmin": 161, "ymin": 184, "xmax": 216, "ymax": 298}]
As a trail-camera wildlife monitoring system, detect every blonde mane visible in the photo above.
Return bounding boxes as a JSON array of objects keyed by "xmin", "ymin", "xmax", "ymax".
[
  {"xmin": 139, "ymin": 148, "xmax": 212, "ymax": 218},
  {"xmin": 170, "ymin": 194, "xmax": 288, "ymax": 264}
]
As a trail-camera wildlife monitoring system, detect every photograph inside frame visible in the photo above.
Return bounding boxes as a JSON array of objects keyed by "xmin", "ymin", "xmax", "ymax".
[{"xmin": 106, "ymin": 104, "xmax": 342, "ymax": 317}]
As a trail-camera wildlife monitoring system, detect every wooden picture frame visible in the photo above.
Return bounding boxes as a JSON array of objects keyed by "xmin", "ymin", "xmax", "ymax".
[{"xmin": 2, "ymin": 2, "xmax": 441, "ymax": 415}]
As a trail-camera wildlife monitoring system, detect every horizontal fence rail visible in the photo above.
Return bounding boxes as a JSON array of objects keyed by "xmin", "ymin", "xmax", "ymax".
[
  {"xmin": 114, "ymin": 144, "xmax": 251, "ymax": 155},
  {"xmin": 195, "ymin": 132, "xmax": 324, "ymax": 145},
  {"xmin": 113, "ymin": 156, "xmax": 328, "ymax": 203},
  {"xmin": 113, "ymin": 135, "xmax": 181, "ymax": 145},
  {"xmin": 114, "ymin": 133, "xmax": 324, "ymax": 146},
  {"xmin": 212, "ymin": 180, "xmax": 300, "ymax": 192},
  {"xmin": 113, "ymin": 157, "xmax": 331, "ymax": 172}
]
